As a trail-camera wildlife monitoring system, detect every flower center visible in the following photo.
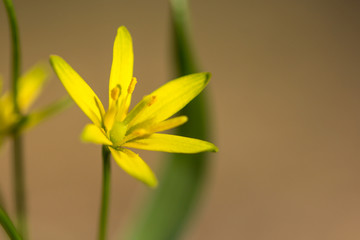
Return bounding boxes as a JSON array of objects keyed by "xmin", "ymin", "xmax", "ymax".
[{"xmin": 109, "ymin": 121, "xmax": 127, "ymax": 145}]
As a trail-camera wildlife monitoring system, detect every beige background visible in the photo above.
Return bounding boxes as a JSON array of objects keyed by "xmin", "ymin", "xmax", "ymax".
[{"xmin": 1, "ymin": 0, "xmax": 360, "ymax": 239}]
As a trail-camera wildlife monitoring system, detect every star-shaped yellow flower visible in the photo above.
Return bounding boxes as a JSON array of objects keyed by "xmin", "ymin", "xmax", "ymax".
[
  {"xmin": 0, "ymin": 64, "xmax": 69, "ymax": 148},
  {"xmin": 50, "ymin": 26, "xmax": 217, "ymax": 187}
]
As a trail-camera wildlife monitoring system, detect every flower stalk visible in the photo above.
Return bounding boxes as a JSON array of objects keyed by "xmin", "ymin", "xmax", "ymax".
[
  {"xmin": 98, "ymin": 146, "xmax": 111, "ymax": 240},
  {"xmin": 3, "ymin": 0, "xmax": 21, "ymax": 113},
  {"xmin": 3, "ymin": 0, "xmax": 28, "ymax": 238},
  {"xmin": 12, "ymin": 132, "xmax": 27, "ymax": 239}
]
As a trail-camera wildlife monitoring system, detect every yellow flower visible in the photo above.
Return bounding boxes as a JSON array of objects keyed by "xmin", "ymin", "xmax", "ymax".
[
  {"xmin": 50, "ymin": 26, "xmax": 218, "ymax": 187},
  {"xmin": 0, "ymin": 64, "xmax": 69, "ymax": 148}
]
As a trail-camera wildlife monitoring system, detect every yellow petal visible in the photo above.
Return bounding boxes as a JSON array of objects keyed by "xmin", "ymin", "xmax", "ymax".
[
  {"xmin": 123, "ymin": 133, "xmax": 218, "ymax": 153},
  {"xmin": 81, "ymin": 124, "xmax": 112, "ymax": 145},
  {"xmin": 128, "ymin": 72, "xmax": 211, "ymax": 127},
  {"xmin": 109, "ymin": 26, "xmax": 134, "ymax": 108},
  {"xmin": 50, "ymin": 55, "xmax": 105, "ymax": 127},
  {"xmin": 17, "ymin": 63, "xmax": 49, "ymax": 112},
  {"xmin": 109, "ymin": 148, "xmax": 157, "ymax": 187},
  {"xmin": 0, "ymin": 94, "xmax": 17, "ymax": 131}
]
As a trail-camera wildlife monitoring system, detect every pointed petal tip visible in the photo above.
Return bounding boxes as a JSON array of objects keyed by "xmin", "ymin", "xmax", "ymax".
[
  {"xmin": 147, "ymin": 177, "xmax": 158, "ymax": 188},
  {"xmin": 49, "ymin": 54, "xmax": 59, "ymax": 61},
  {"xmin": 204, "ymin": 72, "xmax": 211, "ymax": 85},
  {"xmin": 204, "ymin": 72, "xmax": 211, "ymax": 80},
  {"xmin": 117, "ymin": 25, "xmax": 130, "ymax": 34},
  {"xmin": 212, "ymin": 145, "xmax": 219, "ymax": 153},
  {"xmin": 196, "ymin": 72, "xmax": 211, "ymax": 84},
  {"xmin": 49, "ymin": 55, "xmax": 61, "ymax": 67}
]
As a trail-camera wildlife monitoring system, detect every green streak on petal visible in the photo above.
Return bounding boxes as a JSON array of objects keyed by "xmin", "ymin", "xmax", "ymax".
[{"xmin": 125, "ymin": 0, "xmax": 214, "ymax": 240}]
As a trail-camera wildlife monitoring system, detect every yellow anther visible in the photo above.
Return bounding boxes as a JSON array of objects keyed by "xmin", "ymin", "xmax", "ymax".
[
  {"xmin": 132, "ymin": 128, "xmax": 148, "ymax": 136},
  {"xmin": 120, "ymin": 128, "xmax": 148, "ymax": 144},
  {"xmin": 123, "ymin": 95, "xmax": 157, "ymax": 126},
  {"xmin": 147, "ymin": 96, "xmax": 157, "ymax": 106},
  {"xmin": 111, "ymin": 85, "xmax": 121, "ymax": 101},
  {"xmin": 128, "ymin": 77, "xmax": 137, "ymax": 94}
]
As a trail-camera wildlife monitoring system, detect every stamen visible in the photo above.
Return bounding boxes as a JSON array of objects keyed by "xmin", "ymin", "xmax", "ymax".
[
  {"xmin": 119, "ymin": 128, "xmax": 149, "ymax": 145},
  {"xmin": 115, "ymin": 78, "xmax": 137, "ymax": 121},
  {"xmin": 128, "ymin": 77, "xmax": 137, "ymax": 94},
  {"xmin": 111, "ymin": 85, "xmax": 121, "ymax": 101},
  {"xmin": 123, "ymin": 95, "xmax": 157, "ymax": 126},
  {"xmin": 147, "ymin": 95, "xmax": 157, "ymax": 106},
  {"xmin": 103, "ymin": 105, "xmax": 117, "ymax": 131},
  {"xmin": 94, "ymin": 97, "xmax": 105, "ymax": 123}
]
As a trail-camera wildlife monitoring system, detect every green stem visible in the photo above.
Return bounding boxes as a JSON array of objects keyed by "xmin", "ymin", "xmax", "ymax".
[
  {"xmin": 0, "ymin": 205, "xmax": 22, "ymax": 240},
  {"xmin": 3, "ymin": 0, "xmax": 21, "ymax": 113},
  {"xmin": 98, "ymin": 146, "xmax": 111, "ymax": 240},
  {"xmin": 12, "ymin": 134, "xmax": 26, "ymax": 239},
  {"xmin": 3, "ymin": 0, "xmax": 27, "ymax": 239}
]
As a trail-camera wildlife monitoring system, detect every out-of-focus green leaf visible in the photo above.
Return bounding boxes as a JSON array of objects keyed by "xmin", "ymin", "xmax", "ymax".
[
  {"xmin": 0, "ymin": 205, "xmax": 22, "ymax": 240},
  {"xmin": 125, "ymin": 0, "xmax": 214, "ymax": 239}
]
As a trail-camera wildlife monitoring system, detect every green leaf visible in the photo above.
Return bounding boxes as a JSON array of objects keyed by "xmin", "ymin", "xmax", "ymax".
[
  {"xmin": 0, "ymin": 205, "xmax": 22, "ymax": 240},
  {"xmin": 125, "ymin": 0, "xmax": 214, "ymax": 239}
]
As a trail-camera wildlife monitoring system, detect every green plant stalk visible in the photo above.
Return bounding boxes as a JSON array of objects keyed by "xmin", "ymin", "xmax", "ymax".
[
  {"xmin": 12, "ymin": 134, "xmax": 26, "ymax": 239},
  {"xmin": 98, "ymin": 146, "xmax": 111, "ymax": 240},
  {"xmin": 3, "ymin": 0, "xmax": 27, "ymax": 239},
  {"xmin": 0, "ymin": 187, "xmax": 5, "ymax": 208},
  {"xmin": 125, "ymin": 0, "xmax": 212, "ymax": 239},
  {"xmin": 0, "ymin": 205, "xmax": 22, "ymax": 240},
  {"xmin": 3, "ymin": 0, "xmax": 21, "ymax": 113}
]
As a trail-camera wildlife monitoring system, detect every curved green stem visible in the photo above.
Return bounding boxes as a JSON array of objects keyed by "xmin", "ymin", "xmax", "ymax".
[
  {"xmin": 98, "ymin": 146, "xmax": 111, "ymax": 240},
  {"xmin": 3, "ymin": 0, "xmax": 27, "ymax": 239},
  {"xmin": 0, "ymin": 205, "xmax": 22, "ymax": 240},
  {"xmin": 3, "ymin": 0, "xmax": 21, "ymax": 113}
]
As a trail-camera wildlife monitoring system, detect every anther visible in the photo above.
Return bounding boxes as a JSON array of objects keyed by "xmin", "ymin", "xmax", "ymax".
[
  {"xmin": 120, "ymin": 128, "xmax": 148, "ymax": 144},
  {"xmin": 127, "ymin": 77, "xmax": 137, "ymax": 94},
  {"xmin": 111, "ymin": 85, "xmax": 121, "ymax": 101},
  {"xmin": 147, "ymin": 96, "xmax": 157, "ymax": 106}
]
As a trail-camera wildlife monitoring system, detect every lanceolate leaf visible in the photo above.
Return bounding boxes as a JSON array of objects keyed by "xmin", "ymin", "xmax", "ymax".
[
  {"xmin": 0, "ymin": 205, "xmax": 22, "ymax": 240},
  {"xmin": 126, "ymin": 0, "xmax": 214, "ymax": 239}
]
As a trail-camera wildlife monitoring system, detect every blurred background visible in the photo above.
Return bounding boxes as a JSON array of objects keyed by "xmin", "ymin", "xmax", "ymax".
[{"xmin": 1, "ymin": 0, "xmax": 360, "ymax": 239}]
